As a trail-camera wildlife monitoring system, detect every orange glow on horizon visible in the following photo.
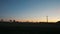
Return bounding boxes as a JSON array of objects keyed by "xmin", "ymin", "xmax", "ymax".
[
  {"xmin": 16, "ymin": 19, "xmax": 58, "ymax": 22},
  {"xmin": 1, "ymin": 17, "xmax": 60, "ymax": 23}
]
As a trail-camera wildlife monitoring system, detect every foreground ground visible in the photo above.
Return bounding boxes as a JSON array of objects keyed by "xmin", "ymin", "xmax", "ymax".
[{"xmin": 0, "ymin": 22, "xmax": 60, "ymax": 34}]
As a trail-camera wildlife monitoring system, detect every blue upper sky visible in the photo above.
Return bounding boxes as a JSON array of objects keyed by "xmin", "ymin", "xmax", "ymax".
[{"xmin": 0, "ymin": 0, "xmax": 60, "ymax": 22}]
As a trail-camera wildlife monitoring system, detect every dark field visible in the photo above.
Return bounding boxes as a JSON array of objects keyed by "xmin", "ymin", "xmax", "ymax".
[{"xmin": 0, "ymin": 22, "xmax": 60, "ymax": 34}]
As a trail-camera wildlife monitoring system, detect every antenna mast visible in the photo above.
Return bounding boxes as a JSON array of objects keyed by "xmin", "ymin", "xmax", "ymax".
[{"xmin": 46, "ymin": 16, "xmax": 48, "ymax": 23}]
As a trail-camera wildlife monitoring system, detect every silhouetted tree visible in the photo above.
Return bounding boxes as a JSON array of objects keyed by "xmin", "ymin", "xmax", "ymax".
[
  {"xmin": 56, "ymin": 21, "xmax": 60, "ymax": 24},
  {"xmin": 9, "ymin": 20, "xmax": 12, "ymax": 23},
  {"xmin": 13, "ymin": 20, "xmax": 16, "ymax": 22}
]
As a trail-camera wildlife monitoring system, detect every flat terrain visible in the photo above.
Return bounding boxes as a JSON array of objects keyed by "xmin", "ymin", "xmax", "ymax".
[{"xmin": 0, "ymin": 22, "xmax": 60, "ymax": 34}]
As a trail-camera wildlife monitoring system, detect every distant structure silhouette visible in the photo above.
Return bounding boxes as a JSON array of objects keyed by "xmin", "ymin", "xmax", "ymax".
[
  {"xmin": 46, "ymin": 16, "xmax": 48, "ymax": 23},
  {"xmin": 0, "ymin": 19, "xmax": 4, "ymax": 22}
]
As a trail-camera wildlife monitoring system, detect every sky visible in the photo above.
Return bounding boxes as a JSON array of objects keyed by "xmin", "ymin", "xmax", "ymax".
[{"xmin": 0, "ymin": 0, "xmax": 60, "ymax": 22}]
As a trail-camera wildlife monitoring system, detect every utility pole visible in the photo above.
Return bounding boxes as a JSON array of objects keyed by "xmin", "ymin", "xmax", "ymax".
[{"xmin": 46, "ymin": 16, "xmax": 48, "ymax": 23}]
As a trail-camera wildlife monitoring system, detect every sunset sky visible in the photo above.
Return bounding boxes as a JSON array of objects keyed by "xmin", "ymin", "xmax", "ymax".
[{"xmin": 0, "ymin": 0, "xmax": 60, "ymax": 22}]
